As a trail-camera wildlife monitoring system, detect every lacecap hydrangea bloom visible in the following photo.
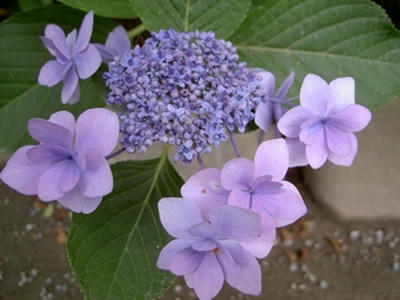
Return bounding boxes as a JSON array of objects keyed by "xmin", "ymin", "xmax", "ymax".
[
  {"xmin": 38, "ymin": 11, "xmax": 101, "ymax": 104},
  {"xmin": 0, "ymin": 108, "xmax": 119, "ymax": 213},
  {"xmin": 157, "ymin": 198, "xmax": 263, "ymax": 300},
  {"xmin": 104, "ymin": 28, "xmax": 263, "ymax": 162},
  {"xmin": 277, "ymin": 74, "xmax": 372, "ymax": 168}
]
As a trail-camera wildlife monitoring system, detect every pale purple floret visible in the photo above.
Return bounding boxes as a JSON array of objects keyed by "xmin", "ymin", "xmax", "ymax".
[
  {"xmin": 38, "ymin": 11, "xmax": 102, "ymax": 104},
  {"xmin": 104, "ymin": 28, "xmax": 262, "ymax": 162},
  {"xmin": 220, "ymin": 138, "xmax": 307, "ymax": 229},
  {"xmin": 157, "ymin": 198, "xmax": 263, "ymax": 300},
  {"xmin": 254, "ymin": 70, "xmax": 295, "ymax": 134},
  {"xmin": 277, "ymin": 74, "xmax": 372, "ymax": 169},
  {"xmin": 0, "ymin": 108, "xmax": 119, "ymax": 213},
  {"xmin": 94, "ymin": 26, "xmax": 131, "ymax": 61},
  {"xmin": 181, "ymin": 168, "xmax": 276, "ymax": 259}
]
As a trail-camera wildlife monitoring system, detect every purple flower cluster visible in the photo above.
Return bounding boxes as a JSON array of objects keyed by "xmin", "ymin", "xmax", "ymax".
[
  {"xmin": 158, "ymin": 138, "xmax": 306, "ymax": 299},
  {"xmin": 104, "ymin": 29, "xmax": 262, "ymax": 162}
]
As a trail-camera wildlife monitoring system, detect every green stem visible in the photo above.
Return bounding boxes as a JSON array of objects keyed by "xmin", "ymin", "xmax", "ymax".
[{"xmin": 127, "ymin": 24, "xmax": 146, "ymax": 39}]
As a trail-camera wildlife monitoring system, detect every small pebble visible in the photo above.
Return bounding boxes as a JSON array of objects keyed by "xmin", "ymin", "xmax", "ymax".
[
  {"xmin": 319, "ymin": 280, "xmax": 329, "ymax": 290},
  {"xmin": 262, "ymin": 261, "xmax": 270, "ymax": 269},
  {"xmin": 25, "ymin": 224, "xmax": 33, "ymax": 231},
  {"xmin": 375, "ymin": 230, "xmax": 384, "ymax": 244},
  {"xmin": 289, "ymin": 263, "xmax": 298, "ymax": 272},
  {"xmin": 393, "ymin": 261, "xmax": 400, "ymax": 272},
  {"xmin": 314, "ymin": 243, "xmax": 321, "ymax": 250},
  {"xmin": 304, "ymin": 239, "xmax": 313, "ymax": 247},
  {"xmin": 3, "ymin": 198, "xmax": 10, "ymax": 205},
  {"xmin": 290, "ymin": 282, "xmax": 297, "ymax": 291},
  {"xmin": 350, "ymin": 230, "xmax": 360, "ymax": 241},
  {"xmin": 298, "ymin": 283, "xmax": 306, "ymax": 291},
  {"xmin": 173, "ymin": 284, "xmax": 183, "ymax": 294}
]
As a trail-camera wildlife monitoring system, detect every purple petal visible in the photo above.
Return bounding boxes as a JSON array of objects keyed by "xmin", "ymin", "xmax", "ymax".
[
  {"xmin": 255, "ymin": 186, "xmax": 306, "ymax": 227},
  {"xmin": 299, "ymin": 117, "xmax": 323, "ymax": 145},
  {"xmin": 255, "ymin": 70, "xmax": 275, "ymax": 96},
  {"xmin": 228, "ymin": 189, "xmax": 251, "ymax": 209},
  {"xmin": 158, "ymin": 198, "xmax": 203, "ymax": 238},
  {"xmin": 300, "ymin": 74, "xmax": 333, "ymax": 116},
  {"xmin": 37, "ymin": 160, "xmax": 70, "ymax": 201},
  {"xmin": 66, "ymin": 29, "xmax": 77, "ymax": 53},
  {"xmin": 255, "ymin": 101, "xmax": 273, "ymax": 132},
  {"xmin": 57, "ymin": 186, "xmax": 102, "ymax": 213},
  {"xmin": 105, "ymin": 26, "xmax": 131, "ymax": 57},
  {"xmin": 49, "ymin": 111, "xmax": 75, "ymax": 136},
  {"xmin": 26, "ymin": 144, "xmax": 69, "ymax": 163},
  {"xmin": 329, "ymin": 77, "xmax": 355, "ymax": 110},
  {"xmin": 277, "ymin": 106, "xmax": 313, "ymax": 138},
  {"xmin": 0, "ymin": 146, "xmax": 52, "ymax": 195},
  {"xmin": 218, "ymin": 243, "xmax": 261, "ymax": 295},
  {"xmin": 78, "ymin": 154, "xmax": 113, "ymax": 198},
  {"xmin": 328, "ymin": 133, "xmax": 358, "ymax": 166},
  {"xmin": 74, "ymin": 44, "xmax": 101, "ymax": 79},
  {"xmin": 180, "ymin": 168, "xmax": 229, "ymax": 221},
  {"xmin": 169, "ymin": 248, "xmax": 204, "ymax": 276},
  {"xmin": 157, "ymin": 239, "xmax": 193, "ymax": 269},
  {"xmin": 209, "ymin": 206, "xmax": 262, "ymax": 242},
  {"xmin": 286, "ymin": 138, "xmax": 308, "ymax": 167},
  {"xmin": 192, "ymin": 240, "xmax": 218, "ymax": 251},
  {"xmin": 325, "ymin": 125, "xmax": 353, "ymax": 156},
  {"xmin": 254, "ymin": 138, "xmax": 289, "ymax": 181},
  {"xmin": 61, "ymin": 68, "xmax": 79, "ymax": 104},
  {"xmin": 75, "ymin": 11, "xmax": 94, "ymax": 53},
  {"xmin": 59, "ymin": 161, "xmax": 80, "ymax": 193},
  {"xmin": 328, "ymin": 104, "xmax": 372, "ymax": 133},
  {"xmin": 44, "ymin": 24, "xmax": 71, "ymax": 59},
  {"xmin": 28, "ymin": 118, "xmax": 72, "ymax": 151},
  {"xmin": 250, "ymin": 196, "xmax": 277, "ymax": 228},
  {"xmin": 193, "ymin": 252, "xmax": 224, "ymax": 300},
  {"xmin": 305, "ymin": 129, "xmax": 328, "ymax": 169},
  {"xmin": 38, "ymin": 60, "xmax": 70, "ymax": 87},
  {"xmin": 188, "ymin": 223, "xmax": 220, "ymax": 239},
  {"xmin": 276, "ymin": 71, "xmax": 295, "ymax": 99},
  {"xmin": 184, "ymin": 274, "xmax": 193, "ymax": 288},
  {"xmin": 74, "ymin": 108, "xmax": 119, "ymax": 156},
  {"xmin": 241, "ymin": 227, "xmax": 276, "ymax": 259},
  {"xmin": 94, "ymin": 43, "xmax": 113, "ymax": 61},
  {"xmin": 220, "ymin": 158, "xmax": 254, "ymax": 190},
  {"xmin": 40, "ymin": 36, "xmax": 68, "ymax": 63}
]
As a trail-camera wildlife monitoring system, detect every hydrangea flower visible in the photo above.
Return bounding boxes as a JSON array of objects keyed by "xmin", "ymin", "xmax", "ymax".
[
  {"xmin": 157, "ymin": 198, "xmax": 263, "ymax": 300},
  {"xmin": 181, "ymin": 168, "xmax": 275, "ymax": 259},
  {"xmin": 0, "ymin": 108, "xmax": 119, "ymax": 213},
  {"xmin": 277, "ymin": 74, "xmax": 372, "ymax": 168},
  {"xmin": 94, "ymin": 25, "xmax": 131, "ymax": 62},
  {"xmin": 104, "ymin": 29, "xmax": 262, "ymax": 162},
  {"xmin": 220, "ymin": 138, "xmax": 307, "ymax": 228},
  {"xmin": 255, "ymin": 70, "xmax": 295, "ymax": 134},
  {"xmin": 38, "ymin": 11, "xmax": 101, "ymax": 104}
]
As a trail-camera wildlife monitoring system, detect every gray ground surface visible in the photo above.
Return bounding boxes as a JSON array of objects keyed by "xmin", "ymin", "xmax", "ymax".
[{"xmin": 1, "ymin": 170, "xmax": 399, "ymax": 300}]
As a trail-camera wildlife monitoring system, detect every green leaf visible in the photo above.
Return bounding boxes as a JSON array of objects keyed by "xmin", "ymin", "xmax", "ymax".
[
  {"xmin": 230, "ymin": 0, "xmax": 400, "ymax": 110},
  {"xmin": 17, "ymin": 0, "xmax": 52, "ymax": 11},
  {"xmin": 68, "ymin": 151, "xmax": 183, "ymax": 299},
  {"xmin": 134, "ymin": 0, "xmax": 252, "ymax": 39},
  {"xmin": 58, "ymin": 0, "xmax": 137, "ymax": 19},
  {"xmin": 0, "ymin": 5, "xmax": 116, "ymax": 154}
]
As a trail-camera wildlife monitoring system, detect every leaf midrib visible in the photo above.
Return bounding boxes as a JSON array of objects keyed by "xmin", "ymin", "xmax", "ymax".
[
  {"xmin": 237, "ymin": 45, "xmax": 399, "ymax": 66},
  {"xmin": 105, "ymin": 148, "xmax": 169, "ymax": 300}
]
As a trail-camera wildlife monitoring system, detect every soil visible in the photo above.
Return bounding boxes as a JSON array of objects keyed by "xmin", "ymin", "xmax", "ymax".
[{"xmin": 1, "ymin": 168, "xmax": 399, "ymax": 300}]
